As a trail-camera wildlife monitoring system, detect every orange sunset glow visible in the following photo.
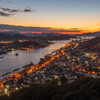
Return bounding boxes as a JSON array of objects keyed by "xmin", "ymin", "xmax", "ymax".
[{"xmin": 0, "ymin": 0, "xmax": 100, "ymax": 34}]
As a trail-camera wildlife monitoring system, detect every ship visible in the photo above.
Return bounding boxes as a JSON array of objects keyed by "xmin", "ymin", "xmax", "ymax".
[
  {"xmin": 0, "ymin": 56, "xmax": 4, "ymax": 58},
  {"xmin": 15, "ymin": 53, "xmax": 19, "ymax": 56}
]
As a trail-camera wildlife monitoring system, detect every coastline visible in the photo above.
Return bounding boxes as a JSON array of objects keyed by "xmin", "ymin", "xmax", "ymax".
[
  {"xmin": 0, "ymin": 40, "xmax": 67, "ymax": 77},
  {"xmin": 0, "ymin": 41, "xmax": 53, "ymax": 56},
  {"xmin": 0, "ymin": 36, "xmax": 99, "ymax": 96}
]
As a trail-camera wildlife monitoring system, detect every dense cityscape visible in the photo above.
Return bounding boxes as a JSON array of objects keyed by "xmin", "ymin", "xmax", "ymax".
[{"xmin": 0, "ymin": 36, "xmax": 100, "ymax": 100}]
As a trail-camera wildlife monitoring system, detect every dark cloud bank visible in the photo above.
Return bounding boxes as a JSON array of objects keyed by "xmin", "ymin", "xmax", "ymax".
[{"xmin": 0, "ymin": 24, "xmax": 81, "ymax": 33}]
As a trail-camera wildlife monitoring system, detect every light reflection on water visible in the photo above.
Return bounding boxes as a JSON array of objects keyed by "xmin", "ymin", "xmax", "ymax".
[{"xmin": 0, "ymin": 40, "xmax": 69, "ymax": 74}]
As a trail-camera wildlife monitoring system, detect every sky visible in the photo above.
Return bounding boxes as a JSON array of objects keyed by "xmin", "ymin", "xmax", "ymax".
[{"xmin": 0, "ymin": 0, "xmax": 100, "ymax": 34}]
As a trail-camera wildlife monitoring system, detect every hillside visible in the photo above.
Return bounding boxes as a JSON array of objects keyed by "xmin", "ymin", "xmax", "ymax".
[
  {"xmin": 1, "ymin": 78, "xmax": 100, "ymax": 100},
  {"xmin": 0, "ymin": 32, "xmax": 76, "ymax": 41},
  {"xmin": 0, "ymin": 32, "xmax": 32, "ymax": 41},
  {"xmin": 77, "ymin": 37, "xmax": 100, "ymax": 53},
  {"xmin": 79, "ymin": 31, "xmax": 100, "ymax": 37}
]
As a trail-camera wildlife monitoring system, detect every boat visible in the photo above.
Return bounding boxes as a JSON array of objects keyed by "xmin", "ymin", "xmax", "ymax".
[
  {"xmin": 0, "ymin": 56, "xmax": 4, "ymax": 58},
  {"xmin": 15, "ymin": 53, "xmax": 19, "ymax": 56}
]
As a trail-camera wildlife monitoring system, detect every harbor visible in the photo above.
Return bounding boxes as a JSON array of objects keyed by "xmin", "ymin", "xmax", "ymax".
[
  {"xmin": 0, "ymin": 36, "xmax": 100, "ymax": 95},
  {"xmin": 0, "ymin": 40, "xmax": 69, "ymax": 74}
]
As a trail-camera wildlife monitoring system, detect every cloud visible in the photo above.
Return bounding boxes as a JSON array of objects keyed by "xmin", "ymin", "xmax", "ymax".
[
  {"xmin": 1, "ymin": 8, "xmax": 21, "ymax": 13},
  {"xmin": 0, "ymin": 7, "xmax": 36, "ymax": 16},
  {"xmin": 1, "ymin": 8, "xmax": 35, "ymax": 13},
  {"xmin": 6, "ymin": 0, "xmax": 12, "ymax": 3},
  {"xmin": 0, "ymin": 12, "xmax": 12, "ymax": 16},
  {"xmin": 23, "ymin": 9, "xmax": 36, "ymax": 12},
  {"xmin": 0, "ymin": 0, "xmax": 12, "ymax": 3},
  {"xmin": 0, "ymin": 24, "xmax": 81, "ymax": 33},
  {"xmin": 26, "ymin": 6, "xmax": 31, "ymax": 9}
]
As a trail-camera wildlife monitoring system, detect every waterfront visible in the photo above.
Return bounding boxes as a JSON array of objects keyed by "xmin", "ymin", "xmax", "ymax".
[
  {"xmin": 0, "ymin": 40, "xmax": 69, "ymax": 74},
  {"xmin": 0, "ymin": 36, "xmax": 99, "ymax": 96}
]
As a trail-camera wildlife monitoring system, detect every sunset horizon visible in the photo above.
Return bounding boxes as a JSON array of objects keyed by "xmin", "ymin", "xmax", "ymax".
[
  {"xmin": 0, "ymin": 23, "xmax": 100, "ymax": 34},
  {"xmin": 0, "ymin": 0, "xmax": 100, "ymax": 34}
]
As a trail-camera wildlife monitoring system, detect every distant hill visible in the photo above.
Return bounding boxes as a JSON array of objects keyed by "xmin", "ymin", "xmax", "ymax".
[
  {"xmin": 2, "ymin": 31, "xmax": 21, "ymax": 36},
  {"xmin": 39, "ymin": 34, "xmax": 76, "ymax": 40},
  {"xmin": 79, "ymin": 31, "xmax": 100, "ymax": 37},
  {"xmin": 23, "ymin": 32, "xmax": 60, "ymax": 37},
  {"xmin": 0, "ymin": 32, "xmax": 76, "ymax": 41},
  {"xmin": 0, "ymin": 32, "xmax": 32, "ymax": 41}
]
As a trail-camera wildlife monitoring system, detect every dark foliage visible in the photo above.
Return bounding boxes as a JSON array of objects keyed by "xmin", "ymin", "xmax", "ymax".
[{"xmin": 1, "ymin": 78, "xmax": 100, "ymax": 100}]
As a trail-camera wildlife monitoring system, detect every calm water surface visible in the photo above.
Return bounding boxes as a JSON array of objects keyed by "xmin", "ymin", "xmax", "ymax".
[{"xmin": 0, "ymin": 40, "xmax": 71, "ymax": 74}]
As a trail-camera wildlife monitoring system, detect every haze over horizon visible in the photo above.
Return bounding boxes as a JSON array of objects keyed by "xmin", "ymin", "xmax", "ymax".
[{"xmin": 0, "ymin": 0, "xmax": 100, "ymax": 34}]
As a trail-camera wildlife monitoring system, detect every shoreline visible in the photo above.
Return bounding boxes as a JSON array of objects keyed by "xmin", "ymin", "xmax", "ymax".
[
  {"xmin": 0, "ymin": 36, "xmax": 99, "ymax": 95},
  {"xmin": 0, "ymin": 37, "xmax": 95, "ymax": 78},
  {"xmin": 0, "ymin": 40, "xmax": 67, "ymax": 77},
  {"xmin": 0, "ymin": 41, "xmax": 53, "ymax": 56},
  {"xmin": 0, "ymin": 37, "xmax": 88, "ymax": 78}
]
